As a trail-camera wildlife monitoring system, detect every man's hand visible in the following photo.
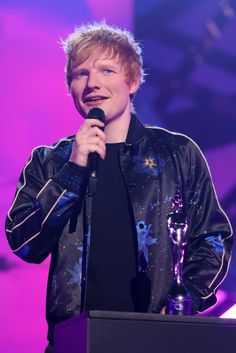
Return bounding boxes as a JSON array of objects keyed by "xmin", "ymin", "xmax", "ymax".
[
  {"xmin": 70, "ymin": 119, "xmax": 106, "ymax": 167},
  {"xmin": 160, "ymin": 306, "xmax": 166, "ymax": 315}
]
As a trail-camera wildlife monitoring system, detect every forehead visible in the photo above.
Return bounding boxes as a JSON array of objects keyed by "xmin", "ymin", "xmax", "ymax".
[
  {"xmin": 78, "ymin": 51, "xmax": 122, "ymax": 67},
  {"xmin": 71, "ymin": 44, "xmax": 124, "ymax": 68}
]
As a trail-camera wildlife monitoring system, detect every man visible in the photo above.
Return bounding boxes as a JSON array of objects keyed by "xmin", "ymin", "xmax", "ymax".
[{"xmin": 6, "ymin": 22, "xmax": 233, "ymax": 351}]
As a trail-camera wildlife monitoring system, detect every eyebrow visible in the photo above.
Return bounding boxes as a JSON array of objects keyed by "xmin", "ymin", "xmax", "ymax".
[
  {"xmin": 75, "ymin": 59, "xmax": 121, "ymax": 70},
  {"xmin": 97, "ymin": 63, "xmax": 120, "ymax": 70}
]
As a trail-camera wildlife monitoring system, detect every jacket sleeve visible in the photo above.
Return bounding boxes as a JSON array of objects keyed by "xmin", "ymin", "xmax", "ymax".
[
  {"xmin": 181, "ymin": 139, "xmax": 233, "ymax": 312},
  {"xmin": 5, "ymin": 145, "xmax": 88, "ymax": 264}
]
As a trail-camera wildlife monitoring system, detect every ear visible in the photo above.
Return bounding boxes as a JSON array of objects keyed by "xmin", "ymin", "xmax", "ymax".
[{"xmin": 129, "ymin": 79, "xmax": 140, "ymax": 95}]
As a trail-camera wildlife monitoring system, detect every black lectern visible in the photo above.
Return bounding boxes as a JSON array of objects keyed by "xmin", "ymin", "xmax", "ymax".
[{"xmin": 54, "ymin": 311, "xmax": 236, "ymax": 353}]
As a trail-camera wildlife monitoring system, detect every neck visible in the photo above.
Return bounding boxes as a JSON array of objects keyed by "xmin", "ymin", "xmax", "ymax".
[{"xmin": 104, "ymin": 113, "xmax": 131, "ymax": 143}]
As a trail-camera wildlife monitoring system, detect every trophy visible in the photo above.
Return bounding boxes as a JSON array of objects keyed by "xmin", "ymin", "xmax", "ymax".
[{"xmin": 166, "ymin": 190, "xmax": 192, "ymax": 315}]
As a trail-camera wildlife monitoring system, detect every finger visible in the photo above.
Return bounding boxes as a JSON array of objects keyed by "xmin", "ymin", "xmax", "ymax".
[
  {"xmin": 87, "ymin": 118, "xmax": 105, "ymax": 126},
  {"xmin": 86, "ymin": 136, "xmax": 105, "ymax": 146},
  {"xmin": 90, "ymin": 137, "xmax": 106, "ymax": 154},
  {"xmin": 160, "ymin": 307, "xmax": 166, "ymax": 315},
  {"xmin": 82, "ymin": 118, "xmax": 105, "ymax": 130},
  {"xmin": 75, "ymin": 124, "xmax": 106, "ymax": 142},
  {"xmin": 74, "ymin": 131, "xmax": 106, "ymax": 150},
  {"xmin": 86, "ymin": 126, "xmax": 106, "ymax": 140},
  {"xmin": 88, "ymin": 143, "xmax": 106, "ymax": 159}
]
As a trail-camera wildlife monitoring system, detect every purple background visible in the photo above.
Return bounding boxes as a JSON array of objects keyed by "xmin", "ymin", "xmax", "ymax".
[{"xmin": 0, "ymin": 1, "xmax": 235, "ymax": 352}]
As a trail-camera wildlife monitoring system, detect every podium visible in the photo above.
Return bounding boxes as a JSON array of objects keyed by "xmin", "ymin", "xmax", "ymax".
[{"xmin": 54, "ymin": 311, "xmax": 236, "ymax": 353}]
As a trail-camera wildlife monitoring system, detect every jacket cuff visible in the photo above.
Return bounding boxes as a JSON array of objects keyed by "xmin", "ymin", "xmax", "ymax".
[
  {"xmin": 184, "ymin": 280, "xmax": 217, "ymax": 313},
  {"xmin": 53, "ymin": 161, "xmax": 88, "ymax": 196},
  {"xmin": 186, "ymin": 287, "xmax": 202, "ymax": 314}
]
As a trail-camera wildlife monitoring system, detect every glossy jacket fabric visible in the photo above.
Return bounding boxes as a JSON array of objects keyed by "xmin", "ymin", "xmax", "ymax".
[{"xmin": 6, "ymin": 115, "xmax": 233, "ymax": 342}]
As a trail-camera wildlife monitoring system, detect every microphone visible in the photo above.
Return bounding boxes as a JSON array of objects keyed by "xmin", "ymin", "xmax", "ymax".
[
  {"xmin": 86, "ymin": 108, "xmax": 105, "ymax": 182},
  {"xmin": 87, "ymin": 107, "xmax": 105, "ymax": 124}
]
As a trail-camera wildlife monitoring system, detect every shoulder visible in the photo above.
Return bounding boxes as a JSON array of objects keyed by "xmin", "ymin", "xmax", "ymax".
[
  {"xmin": 144, "ymin": 124, "xmax": 191, "ymax": 144},
  {"xmin": 143, "ymin": 125, "xmax": 210, "ymax": 173},
  {"xmin": 31, "ymin": 136, "xmax": 75, "ymax": 162},
  {"xmin": 144, "ymin": 124, "xmax": 204, "ymax": 156},
  {"xmin": 21, "ymin": 137, "xmax": 75, "ymax": 177}
]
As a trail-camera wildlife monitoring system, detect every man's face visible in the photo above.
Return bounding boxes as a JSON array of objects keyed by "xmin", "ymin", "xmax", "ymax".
[{"xmin": 69, "ymin": 50, "xmax": 139, "ymax": 122}]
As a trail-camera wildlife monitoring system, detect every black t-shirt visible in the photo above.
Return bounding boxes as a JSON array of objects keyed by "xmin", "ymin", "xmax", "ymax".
[{"xmin": 85, "ymin": 143, "xmax": 138, "ymax": 312}]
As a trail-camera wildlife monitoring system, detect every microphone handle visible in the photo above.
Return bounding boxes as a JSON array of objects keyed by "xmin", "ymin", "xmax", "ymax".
[
  {"xmin": 89, "ymin": 151, "xmax": 100, "ymax": 178},
  {"xmin": 86, "ymin": 108, "xmax": 105, "ymax": 177}
]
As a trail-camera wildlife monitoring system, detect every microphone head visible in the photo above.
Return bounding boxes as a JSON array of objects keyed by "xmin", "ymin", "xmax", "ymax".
[{"xmin": 87, "ymin": 108, "xmax": 105, "ymax": 123}]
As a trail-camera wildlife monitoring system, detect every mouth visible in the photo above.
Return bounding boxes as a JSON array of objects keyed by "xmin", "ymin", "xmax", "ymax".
[{"xmin": 83, "ymin": 95, "xmax": 109, "ymax": 103}]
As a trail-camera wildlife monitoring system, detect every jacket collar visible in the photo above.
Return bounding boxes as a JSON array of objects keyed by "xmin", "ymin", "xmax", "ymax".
[{"xmin": 125, "ymin": 114, "xmax": 147, "ymax": 146}]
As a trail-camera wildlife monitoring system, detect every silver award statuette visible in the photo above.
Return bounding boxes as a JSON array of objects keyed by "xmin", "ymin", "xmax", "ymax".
[{"xmin": 166, "ymin": 190, "xmax": 192, "ymax": 315}]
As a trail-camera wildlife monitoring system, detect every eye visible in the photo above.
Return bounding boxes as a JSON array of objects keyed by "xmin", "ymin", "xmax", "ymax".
[
  {"xmin": 75, "ymin": 71, "xmax": 88, "ymax": 78},
  {"xmin": 102, "ymin": 68, "xmax": 115, "ymax": 74},
  {"xmin": 78, "ymin": 72, "xmax": 87, "ymax": 77}
]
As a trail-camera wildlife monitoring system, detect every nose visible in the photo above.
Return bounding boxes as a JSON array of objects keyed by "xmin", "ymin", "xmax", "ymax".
[{"xmin": 86, "ymin": 71, "xmax": 100, "ymax": 89}]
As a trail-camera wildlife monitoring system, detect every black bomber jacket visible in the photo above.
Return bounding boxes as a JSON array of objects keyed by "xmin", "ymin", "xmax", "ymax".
[{"xmin": 6, "ymin": 114, "xmax": 233, "ymax": 342}]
